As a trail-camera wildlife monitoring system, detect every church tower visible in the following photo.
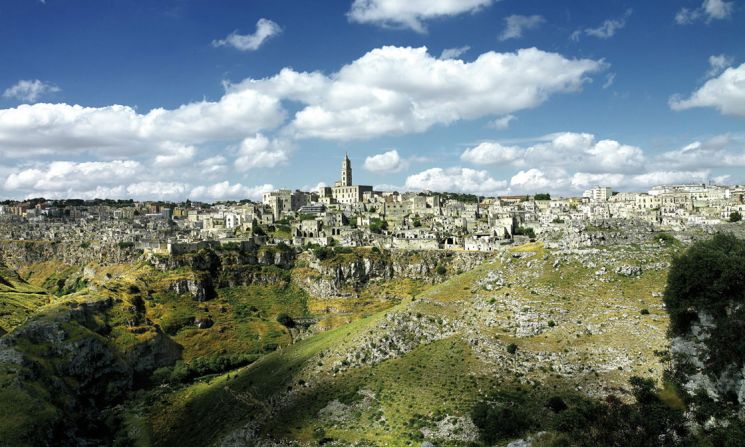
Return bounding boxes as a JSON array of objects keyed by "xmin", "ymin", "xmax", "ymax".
[{"xmin": 341, "ymin": 153, "xmax": 352, "ymax": 186}]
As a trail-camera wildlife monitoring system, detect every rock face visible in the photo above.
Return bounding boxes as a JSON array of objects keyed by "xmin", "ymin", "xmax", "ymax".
[
  {"xmin": 169, "ymin": 277, "xmax": 215, "ymax": 301},
  {"xmin": 671, "ymin": 312, "xmax": 745, "ymax": 408},
  {"xmin": 0, "ymin": 240, "xmax": 140, "ymax": 270},
  {"xmin": 297, "ymin": 250, "xmax": 494, "ymax": 298},
  {"xmin": 0, "ymin": 297, "xmax": 182, "ymax": 445}
]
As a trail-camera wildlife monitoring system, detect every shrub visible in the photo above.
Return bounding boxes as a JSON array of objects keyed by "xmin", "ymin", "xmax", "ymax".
[
  {"xmin": 640, "ymin": 308, "xmax": 650, "ymax": 315},
  {"xmin": 506, "ymin": 343, "xmax": 518, "ymax": 354},
  {"xmin": 435, "ymin": 265, "xmax": 447, "ymax": 275},
  {"xmin": 514, "ymin": 226, "xmax": 536, "ymax": 239},
  {"xmin": 117, "ymin": 241, "xmax": 135, "ymax": 249},
  {"xmin": 664, "ymin": 234, "xmax": 745, "ymax": 393},
  {"xmin": 656, "ymin": 232, "xmax": 677, "ymax": 245},
  {"xmin": 471, "ymin": 400, "xmax": 533, "ymax": 443},
  {"xmin": 547, "ymin": 396, "xmax": 568, "ymax": 413},
  {"xmin": 730, "ymin": 211, "xmax": 742, "ymax": 223},
  {"xmin": 276, "ymin": 313, "xmax": 296, "ymax": 328}
]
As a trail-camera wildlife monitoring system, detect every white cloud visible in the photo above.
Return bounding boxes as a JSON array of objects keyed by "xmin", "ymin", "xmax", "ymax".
[
  {"xmin": 676, "ymin": 0, "xmax": 734, "ymax": 24},
  {"xmin": 0, "ymin": 89, "xmax": 284, "ymax": 158},
  {"xmin": 3, "ymin": 80, "xmax": 60, "ymax": 103},
  {"xmin": 654, "ymin": 134, "xmax": 745, "ymax": 169},
  {"xmin": 489, "ymin": 115, "xmax": 516, "ymax": 130},
  {"xmin": 198, "ymin": 155, "xmax": 229, "ymax": 177},
  {"xmin": 347, "ymin": 0, "xmax": 496, "ymax": 33},
  {"xmin": 439, "ymin": 46, "xmax": 470, "ymax": 60},
  {"xmin": 363, "ymin": 149, "xmax": 408, "ymax": 173},
  {"xmin": 461, "ymin": 142, "xmax": 522, "ymax": 164},
  {"xmin": 4, "ymin": 160, "xmax": 140, "ymax": 192},
  {"xmin": 670, "ymin": 62, "xmax": 745, "ymax": 116},
  {"xmin": 212, "ymin": 18, "xmax": 281, "ymax": 51},
  {"xmin": 0, "ymin": 45, "xmax": 602, "ymax": 169},
  {"xmin": 706, "ymin": 54, "xmax": 734, "ymax": 78},
  {"xmin": 405, "ymin": 167, "xmax": 507, "ymax": 195},
  {"xmin": 461, "ymin": 132, "xmax": 645, "ymax": 173},
  {"xmin": 153, "ymin": 142, "xmax": 197, "ymax": 167},
  {"xmin": 510, "ymin": 168, "xmax": 565, "ymax": 192},
  {"xmin": 583, "ymin": 9, "xmax": 632, "ymax": 39},
  {"xmin": 190, "ymin": 181, "xmax": 274, "ymax": 201},
  {"xmin": 569, "ymin": 170, "xmax": 711, "ymax": 190},
  {"xmin": 234, "ymin": 134, "xmax": 292, "ymax": 171},
  {"xmin": 234, "ymin": 46, "xmax": 604, "ymax": 140},
  {"xmin": 499, "ymin": 15, "xmax": 545, "ymax": 41}
]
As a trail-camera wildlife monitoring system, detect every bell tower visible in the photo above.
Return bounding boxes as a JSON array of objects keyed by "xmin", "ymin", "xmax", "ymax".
[{"xmin": 341, "ymin": 153, "xmax": 352, "ymax": 186}]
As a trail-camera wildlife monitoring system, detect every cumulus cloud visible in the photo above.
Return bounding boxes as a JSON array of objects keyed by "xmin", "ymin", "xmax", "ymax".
[
  {"xmin": 654, "ymin": 134, "xmax": 745, "ymax": 169},
  {"xmin": 4, "ymin": 160, "xmax": 141, "ymax": 192},
  {"xmin": 499, "ymin": 15, "xmax": 545, "ymax": 41},
  {"xmin": 153, "ymin": 142, "xmax": 197, "ymax": 167},
  {"xmin": 676, "ymin": 0, "xmax": 734, "ymax": 24},
  {"xmin": 234, "ymin": 134, "xmax": 292, "ymax": 171},
  {"xmin": 0, "ymin": 89, "xmax": 284, "ymax": 158},
  {"xmin": 3, "ymin": 80, "xmax": 60, "ymax": 103},
  {"xmin": 363, "ymin": 149, "xmax": 408, "ymax": 173},
  {"xmin": 190, "ymin": 181, "xmax": 274, "ymax": 201},
  {"xmin": 439, "ymin": 46, "xmax": 470, "ymax": 60},
  {"xmin": 212, "ymin": 18, "xmax": 281, "ymax": 51},
  {"xmin": 232, "ymin": 46, "xmax": 604, "ymax": 140},
  {"xmin": 347, "ymin": 0, "xmax": 496, "ymax": 33},
  {"xmin": 460, "ymin": 132, "xmax": 645, "ymax": 174},
  {"xmin": 569, "ymin": 170, "xmax": 711, "ymax": 190},
  {"xmin": 405, "ymin": 167, "xmax": 507, "ymax": 195},
  {"xmin": 0, "ymin": 160, "xmax": 194, "ymax": 200},
  {"xmin": 573, "ymin": 9, "xmax": 632, "ymax": 41},
  {"xmin": 670, "ymin": 62, "xmax": 745, "ymax": 116},
  {"xmin": 461, "ymin": 142, "xmax": 522, "ymax": 164}
]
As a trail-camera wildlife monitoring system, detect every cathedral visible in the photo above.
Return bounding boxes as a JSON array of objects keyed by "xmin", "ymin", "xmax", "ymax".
[{"xmin": 319, "ymin": 153, "xmax": 373, "ymax": 204}]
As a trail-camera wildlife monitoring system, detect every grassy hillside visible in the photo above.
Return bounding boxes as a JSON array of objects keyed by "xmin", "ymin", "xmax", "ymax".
[
  {"xmin": 0, "ymin": 263, "xmax": 51, "ymax": 333},
  {"xmin": 135, "ymin": 241, "xmax": 678, "ymax": 446}
]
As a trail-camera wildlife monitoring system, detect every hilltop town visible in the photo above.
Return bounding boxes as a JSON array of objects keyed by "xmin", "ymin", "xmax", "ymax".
[{"xmin": 2, "ymin": 154, "xmax": 743, "ymax": 257}]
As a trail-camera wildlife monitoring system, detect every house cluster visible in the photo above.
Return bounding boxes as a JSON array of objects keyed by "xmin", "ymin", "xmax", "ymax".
[{"xmin": 2, "ymin": 156, "xmax": 744, "ymax": 254}]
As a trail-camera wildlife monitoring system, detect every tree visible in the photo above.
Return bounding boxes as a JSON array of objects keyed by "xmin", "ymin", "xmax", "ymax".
[
  {"xmin": 664, "ymin": 234, "xmax": 745, "ymax": 379},
  {"xmin": 730, "ymin": 211, "xmax": 742, "ymax": 222},
  {"xmin": 534, "ymin": 193, "xmax": 551, "ymax": 201}
]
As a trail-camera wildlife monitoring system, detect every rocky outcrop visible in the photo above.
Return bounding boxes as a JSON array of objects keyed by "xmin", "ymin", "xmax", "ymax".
[
  {"xmin": 297, "ymin": 250, "xmax": 494, "ymax": 298},
  {"xmin": 0, "ymin": 297, "xmax": 184, "ymax": 445},
  {"xmin": 169, "ymin": 277, "xmax": 215, "ymax": 301},
  {"xmin": 0, "ymin": 240, "xmax": 140, "ymax": 270}
]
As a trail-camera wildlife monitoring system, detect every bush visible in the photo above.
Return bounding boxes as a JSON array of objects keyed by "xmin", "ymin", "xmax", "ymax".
[
  {"xmin": 471, "ymin": 400, "xmax": 533, "ymax": 443},
  {"xmin": 664, "ymin": 233, "xmax": 745, "ymax": 379},
  {"xmin": 547, "ymin": 396, "xmax": 568, "ymax": 413},
  {"xmin": 117, "ymin": 241, "xmax": 135, "ymax": 249},
  {"xmin": 730, "ymin": 211, "xmax": 742, "ymax": 222},
  {"xmin": 640, "ymin": 308, "xmax": 650, "ymax": 315},
  {"xmin": 513, "ymin": 226, "xmax": 536, "ymax": 239},
  {"xmin": 435, "ymin": 265, "xmax": 447, "ymax": 275},
  {"xmin": 152, "ymin": 353, "xmax": 260, "ymax": 384},
  {"xmin": 506, "ymin": 343, "xmax": 518, "ymax": 354},
  {"xmin": 656, "ymin": 232, "xmax": 677, "ymax": 245},
  {"xmin": 369, "ymin": 218, "xmax": 388, "ymax": 234},
  {"xmin": 313, "ymin": 246, "xmax": 334, "ymax": 260},
  {"xmin": 276, "ymin": 313, "xmax": 296, "ymax": 328}
]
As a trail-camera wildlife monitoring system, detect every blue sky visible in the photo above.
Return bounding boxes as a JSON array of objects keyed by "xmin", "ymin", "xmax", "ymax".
[{"xmin": 0, "ymin": 0, "xmax": 744, "ymax": 201}]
